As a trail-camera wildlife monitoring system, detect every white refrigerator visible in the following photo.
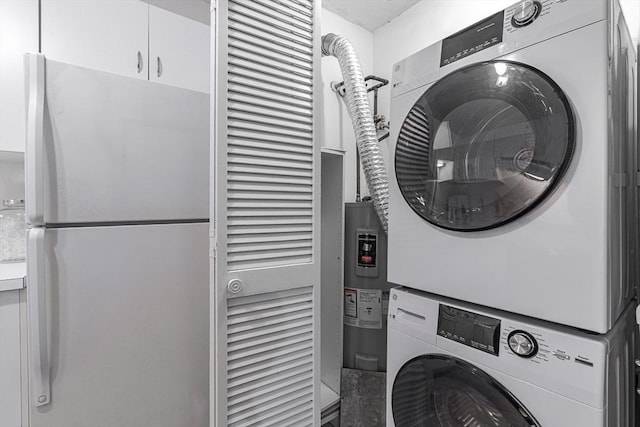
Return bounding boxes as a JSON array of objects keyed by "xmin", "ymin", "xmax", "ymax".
[{"xmin": 24, "ymin": 53, "xmax": 210, "ymax": 427}]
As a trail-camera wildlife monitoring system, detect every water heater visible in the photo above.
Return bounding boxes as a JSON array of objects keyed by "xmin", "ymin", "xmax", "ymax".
[{"xmin": 343, "ymin": 202, "xmax": 390, "ymax": 372}]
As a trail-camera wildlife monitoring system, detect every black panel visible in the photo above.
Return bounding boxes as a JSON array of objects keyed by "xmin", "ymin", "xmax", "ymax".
[
  {"xmin": 441, "ymin": 11, "xmax": 504, "ymax": 66},
  {"xmin": 437, "ymin": 305, "xmax": 500, "ymax": 356}
]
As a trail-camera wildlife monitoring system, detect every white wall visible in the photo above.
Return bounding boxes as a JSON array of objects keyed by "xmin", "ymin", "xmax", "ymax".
[
  {"xmin": 321, "ymin": 8, "xmax": 374, "ymax": 202},
  {"xmin": 620, "ymin": 0, "xmax": 639, "ymax": 44}
]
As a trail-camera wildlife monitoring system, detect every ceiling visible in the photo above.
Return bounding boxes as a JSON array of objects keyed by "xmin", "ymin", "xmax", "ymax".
[{"xmin": 323, "ymin": 0, "xmax": 420, "ymax": 32}]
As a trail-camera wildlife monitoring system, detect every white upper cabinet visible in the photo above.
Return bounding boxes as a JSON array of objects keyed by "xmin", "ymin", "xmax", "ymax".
[
  {"xmin": 0, "ymin": 0, "xmax": 39, "ymax": 152},
  {"xmin": 41, "ymin": 0, "xmax": 210, "ymax": 93},
  {"xmin": 41, "ymin": 0, "xmax": 149, "ymax": 80},
  {"xmin": 149, "ymin": 4, "xmax": 210, "ymax": 93}
]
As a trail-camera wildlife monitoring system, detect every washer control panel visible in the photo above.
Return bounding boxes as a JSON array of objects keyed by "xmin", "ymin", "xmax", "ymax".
[{"xmin": 437, "ymin": 304, "xmax": 501, "ymax": 356}]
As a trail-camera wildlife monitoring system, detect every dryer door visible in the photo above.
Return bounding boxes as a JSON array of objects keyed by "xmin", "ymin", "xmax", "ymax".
[
  {"xmin": 394, "ymin": 61, "xmax": 575, "ymax": 231},
  {"xmin": 391, "ymin": 355, "xmax": 539, "ymax": 426}
]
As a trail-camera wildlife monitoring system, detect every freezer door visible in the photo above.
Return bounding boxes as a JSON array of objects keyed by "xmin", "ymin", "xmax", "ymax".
[
  {"xmin": 25, "ymin": 53, "xmax": 209, "ymax": 225},
  {"xmin": 27, "ymin": 223, "xmax": 208, "ymax": 427}
]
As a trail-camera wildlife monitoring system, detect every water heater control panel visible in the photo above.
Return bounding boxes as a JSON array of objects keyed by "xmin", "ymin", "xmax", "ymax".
[{"xmin": 355, "ymin": 229, "xmax": 380, "ymax": 277}]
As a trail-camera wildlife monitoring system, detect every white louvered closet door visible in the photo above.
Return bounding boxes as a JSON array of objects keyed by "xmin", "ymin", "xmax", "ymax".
[{"xmin": 212, "ymin": 0, "xmax": 321, "ymax": 426}]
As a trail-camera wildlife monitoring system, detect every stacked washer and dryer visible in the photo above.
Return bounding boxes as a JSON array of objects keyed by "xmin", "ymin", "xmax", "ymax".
[{"xmin": 385, "ymin": 0, "xmax": 637, "ymax": 425}]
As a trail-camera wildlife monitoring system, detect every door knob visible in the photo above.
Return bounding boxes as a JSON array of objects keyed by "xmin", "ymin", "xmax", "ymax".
[{"xmin": 227, "ymin": 279, "xmax": 242, "ymax": 294}]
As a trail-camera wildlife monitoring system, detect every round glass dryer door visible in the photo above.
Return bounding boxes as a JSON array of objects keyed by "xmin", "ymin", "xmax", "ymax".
[
  {"xmin": 391, "ymin": 355, "xmax": 539, "ymax": 426},
  {"xmin": 394, "ymin": 61, "xmax": 575, "ymax": 231}
]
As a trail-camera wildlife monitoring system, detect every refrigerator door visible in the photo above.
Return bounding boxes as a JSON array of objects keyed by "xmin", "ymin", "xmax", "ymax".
[
  {"xmin": 27, "ymin": 223, "xmax": 209, "ymax": 427},
  {"xmin": 25, "ymin": 53, "xmax": 209, "ymax": 226}
]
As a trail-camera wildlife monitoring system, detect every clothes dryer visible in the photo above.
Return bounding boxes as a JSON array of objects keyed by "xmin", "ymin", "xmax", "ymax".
[
  {"xmin": 388, "ymin": 0, "xmax": 637, "ymax": 332},
  {"xmin": 387, "ymin": 287, "xmax": 636, "ymax": 426}
]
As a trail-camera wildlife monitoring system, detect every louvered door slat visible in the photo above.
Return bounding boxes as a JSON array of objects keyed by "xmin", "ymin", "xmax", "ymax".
[
  {"xmin": 227, "ymin": 28, "xmax": 312, "ymax": 62},
  {"xmin": 225, "ymin": 287, "xmax": 315, "ymax": 426},
  {"xmin": 245, "ymin": 401, "xmax": 314, "ymax": 427},
  {"xmin": 215, "ymin": 0, "xmax": 319, "ymax": 424},
  {"xmin": 229, "ymin": 92, "xmax": 312, "ymax": 118},
  {"xmin": 229, "ymin": 163, "xmax": 313, "ymax": 177},
  {"xmin": 229, "ymin": 144, "xmax": 313, "ymax": 160},
  {"xmin": 228, "ymin": 15, "xmax": 312, "ymax": 50},
  {"xmin": 233, "ymin": 0, "xmax": 312, "ymax": 28},
  {"xmin": 228, "ymin": 392, "xmax": 313, "ymax": 426},
  {"xmin": 228, "ymin": 224, "xmax": 313, "ymax": 238},
  {"xmin": 229, "ymin": 115, "xmax": 313, "ymax": 134},
  {"xmin": 229, "ymin": 369, "xmax": 313, "ymax": 402},
  {"xmin": 228, "ymin": 351, "xmax": 311, "ymax": 383},
  {"xmin": 229, "ymin": 39, "xmax": 312, "ymax": 73},
  {"xmin": 229, "ymin": 106, "xmax": 313, "ymax": 128},
  {"xmin": 228, "ymin": 216, "xmax": 312, "ymax": 227},
  {"xmin": 229, "ymin": 5, "xmax": 312, "ymax": 43},
  {"xmin": 229, "ymin": 194, "xmax": 312, "ymax": 203},
  {"xmin": 228, "ymin": 316, "xmax": 312, "ymax": 342},
  {"xmin": 228, "ymin": 62, "xmax": 312, "ymax": 91},
  {"xmin": 229, "ymin": 146, "xmax": 312, "ymax": 163},
  {"xmin": 229, "ymin": 83, "xmax": 311, "ymax": 108}
]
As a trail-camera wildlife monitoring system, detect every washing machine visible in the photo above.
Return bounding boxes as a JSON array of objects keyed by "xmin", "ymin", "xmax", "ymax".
[
  {"xmin": 387, "ymin": 0, "xmax": 637, "ymax": 333},
  {"xmin": 387, "ymin": 287, "xmax": 636, "ymax": 426}
]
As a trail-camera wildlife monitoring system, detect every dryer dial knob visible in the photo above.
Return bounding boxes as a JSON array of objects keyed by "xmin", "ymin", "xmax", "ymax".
[
  {"xmin": 511, "ymin": 1, "xmax": 541, "ymax": 27},
  {"xmin": 508, "ymin": 330, "xmax": 538, "ymax": 358}
]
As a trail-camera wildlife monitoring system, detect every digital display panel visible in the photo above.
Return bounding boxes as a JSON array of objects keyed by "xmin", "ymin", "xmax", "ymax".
[
  {"xmin": 441, "ymin": 10, "xmax": 505, "ymax": 66},
  {"xmin": 437, "ymin": 304, "xmax": 501, "ymax": 356}
]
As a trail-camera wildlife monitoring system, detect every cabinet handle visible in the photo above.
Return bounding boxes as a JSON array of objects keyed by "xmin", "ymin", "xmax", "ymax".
[
  {"xmin": 137, "ymin": 51, "xmax": 143, "ymax": 74},
  {"xmin": 157, "ymin": 56, "xmax": 163, "ymax": 78}
]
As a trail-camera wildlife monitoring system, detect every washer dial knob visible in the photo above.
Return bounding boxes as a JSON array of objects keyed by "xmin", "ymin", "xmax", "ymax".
[
  {"xmin": 508, "ymin": 330, "xmax": 538, "ymax": 358},
  {"xmin": 511, "ymin": 1, "xmax": 542, "ymax": 27}
]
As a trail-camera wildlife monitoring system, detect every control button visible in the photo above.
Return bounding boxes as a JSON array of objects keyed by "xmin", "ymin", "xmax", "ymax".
[
  {"xmin": 508, "ymin": 330, "xmax": 538, "ymax": 358},
  {"xmin": 552, "ymin": 351, "xmax": 570, "ymax": 361},
  {"xmin": 511, "ymin": 1, "xmax": 542, "ymax": 27}
]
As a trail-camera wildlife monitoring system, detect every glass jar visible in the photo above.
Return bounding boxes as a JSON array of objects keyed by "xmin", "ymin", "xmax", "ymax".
[{"xmin": 0, "ymin": 199, "xmax": 27, "ymax": 262}]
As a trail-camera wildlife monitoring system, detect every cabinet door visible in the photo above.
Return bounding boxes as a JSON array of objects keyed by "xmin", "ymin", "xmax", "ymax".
[
  {"xmin": 0, "ymin": 0, "xmax": 38, "ymax": 153},
  {"xmin": 149, "ymin": 3, "xmax": 210, "ymax": 93},
  {"xmin": 41, "ymin": 0, "xmax": 148, "ymax": 79},
  {"xmin": 214, "ymin": 0, "xmax": 321, "ymax": 425},
  {"xmin": 0, "ymin": 290, "xmax": 22, "ymax": 427}
]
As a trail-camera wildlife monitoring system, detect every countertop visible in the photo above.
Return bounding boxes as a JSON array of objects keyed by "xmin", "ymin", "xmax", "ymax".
[{"xmin": 0, "ymin": 262, "xmax": 26, "ymax": 291}]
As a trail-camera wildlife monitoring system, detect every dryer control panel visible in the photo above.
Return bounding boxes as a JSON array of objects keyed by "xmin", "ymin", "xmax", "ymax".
[{"xmin": 440, "ymin": 10, "xmax": 504, "ymax": 66}]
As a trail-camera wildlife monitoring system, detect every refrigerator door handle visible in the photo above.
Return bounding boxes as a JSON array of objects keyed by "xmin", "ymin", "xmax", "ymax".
[
  {"xmin": 26, "ymin": 53, "xmax": 45, "ymax": 226},
  {"xmin": 27, "ymin": 228, "xmax": 51, "ymax": 407}
]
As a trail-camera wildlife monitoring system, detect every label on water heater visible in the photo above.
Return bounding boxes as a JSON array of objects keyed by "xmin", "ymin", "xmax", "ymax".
[
  {"xmin": 344, "ymin": 287, "xmax": 383, "ymax": 329},
  {"xmin": 357, "ymin": 233, "xmax": 377, "ymax": 267}
]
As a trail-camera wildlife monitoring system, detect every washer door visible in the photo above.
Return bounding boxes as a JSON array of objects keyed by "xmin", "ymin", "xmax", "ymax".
[
  {"xmin": 392, "ymin": 355, "xmax": 539, "ymax": 427},
  {"xmin": 394, "ymin": 61, "xmax": 575, "ymax": 231}
]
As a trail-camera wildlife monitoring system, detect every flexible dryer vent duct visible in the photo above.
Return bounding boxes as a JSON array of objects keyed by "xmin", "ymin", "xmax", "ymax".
[{"xmin": 321, "ymin": 33, "xmax": 389, "ymax": 232}]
